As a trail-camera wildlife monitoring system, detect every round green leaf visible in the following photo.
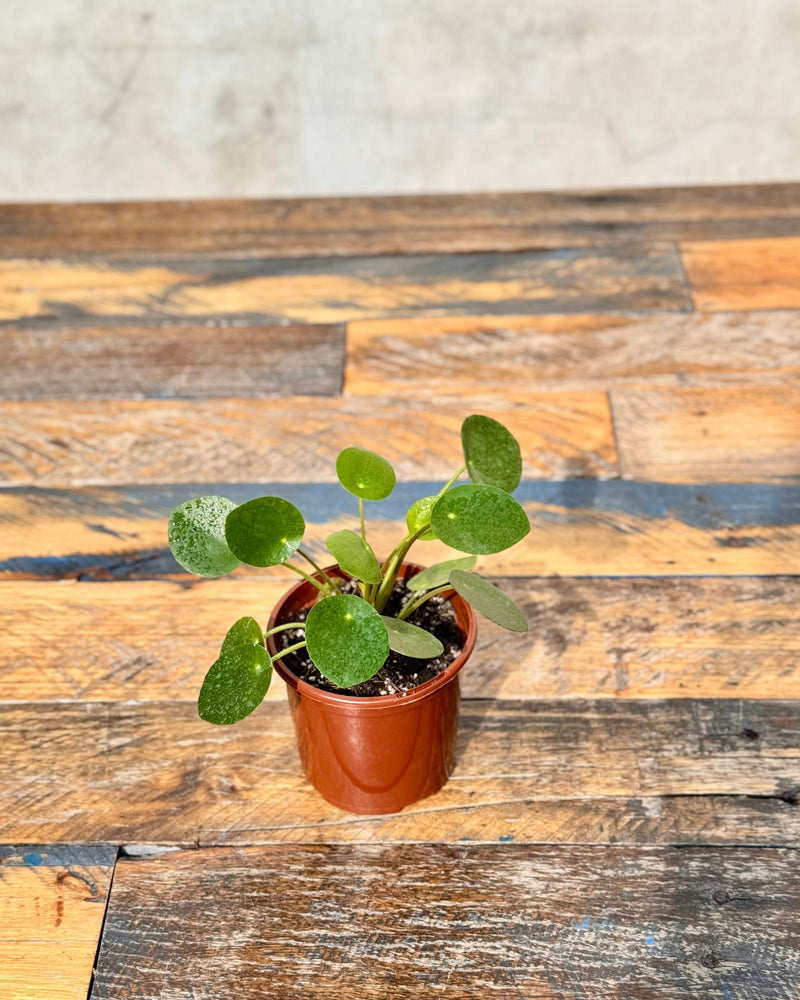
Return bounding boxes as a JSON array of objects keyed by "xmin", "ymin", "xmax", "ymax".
[
  {"xmin": 224, "ymin": 497, "xmax": 305, "ymax": 567},
  {"xmin": 221, "ymin": 615, "xmax": 264, "ymax": 653},
  {"xmin": 462, "ymin": 414, "xmax": 522, "ymax": 493},
  {"xmin": 380, "ymin": 617, "xmax": 444, "ymax": 659},
  {"xmin": 431, "ymin": 484, "xmax": 530, "ymax": 555},
  {"xmin": 406, "ymin": 496, "xmax": 439, "ymax": 541},
  {"xmin": 407, "ymin": 555, "xmax": 477, "ymax": 592},
  {"xmin": 336, "ymin": 447, "xmax": 396, "ymax": 501},
  {"xmin": 450, "ymin": 569, "xmax": 528, "ymax": 632},
  {"xmin": 198, "ymin": 644, "xmax": 272, "ymax": 725},
  {"xmin": 305, "ymin": 595, "xmax": 389, "ymax": 688},
  {"xmin": 168, "ymin": 496, "xmax": 241, "ymax": 578},
  {"xmin": 326, "ymin": 530, "xmax": 381, "ymax": 585}
]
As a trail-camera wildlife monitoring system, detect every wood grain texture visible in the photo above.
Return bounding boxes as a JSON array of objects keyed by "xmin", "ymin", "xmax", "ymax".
[
  {"xmin": 612, "ymin": 386, "xmax": 800, "ymax": 483},
  {"xmin": 3, "ymin": 576, "xmax": 799, "ymax": 704},
  {"xmin": 0, "ymin": 248, "xmax": 690, "ymax": 326},
  {"xmin": 0, "ymin": 323, "xmax": 345, "ymax": 400},
  {"xmin": 2, "ymin": 699, "xmax": 797, "ymax": 846},
  {"xmin": 345, "ymin": 310, "xmax": 800, "ymax": 395},
  {"xmin": 0, "ymin": 844, "xmax": 115, "ymax": 1000},
  {"xmin": 683, "ymin": 237, "xmax": 800, "ymax": 310},
  {"xmin": 0, "ymin": 394, "xmax": 618, "ymax": 486},
  {"xmin": 3, "ymin": 184, "xmax": 800, "ymax": 257},
  {"xmin": 2, "ymin": 481, "xmax": 798, "ymax": 581},
  {"xmin": 93, "ymin": 844, "xmax": 800, "ymax": 999}
]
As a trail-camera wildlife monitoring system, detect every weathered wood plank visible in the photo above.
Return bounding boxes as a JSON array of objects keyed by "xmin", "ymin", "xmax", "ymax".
[
  {"xmin": 0, "ymin": 395, "xmax": 618, "ymax": 486},
  {"xmin": 0, "ymin": 844, "xmax": 115, "ymax": 1000},
  {"xmin": 345, "ymin": 310, "xmax": 800, "ymax": 395},
  {"xmin": 3, "ymin": 184, "xmax": 800, "ymax": 257},
  {"xmin": 0, "ymin": 248, "xmax": 690, "ymax": 326},
  {"xmin": 92, "ymin": 844, "xmax": 800, "ymax": 999},
  {"xmin": 2, "ymin": 481, "xmax": 798, "ymax": 581},
  {"xmin": 3, "ymin": 576, "xmax": 799, "ymax": 704},
  {"xmin": 2, "ymin": 699, "xmax": 797, "ymax": 846},
  {"xmin": 0, "ymin": 323, "xmax": 345, "ymax": 400},
  {"xmin": 682, "ymin": 237, "xmax": 800, "ymax": 311},
  {"xmin": 612, "ymin": 386, "xmax": 800, "ymax": 483}
]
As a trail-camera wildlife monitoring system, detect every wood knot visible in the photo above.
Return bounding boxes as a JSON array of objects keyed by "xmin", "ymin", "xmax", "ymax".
[
  {"xmin": 712, "ymin": 889, "xmax": 731, "ymax": 906},
  {"xmin": 700, "ymin": 952, "xmax": 721, "ymax": 970},
  {"xmin": 739, "ymin": 728, "xmax": 759, "ymax": 741}
]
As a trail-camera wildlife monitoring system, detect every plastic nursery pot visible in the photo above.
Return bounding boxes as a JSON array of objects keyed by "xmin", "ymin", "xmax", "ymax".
[{"xmin": 267, "ymin": 563, "xmax": 477, "ymax": 815}]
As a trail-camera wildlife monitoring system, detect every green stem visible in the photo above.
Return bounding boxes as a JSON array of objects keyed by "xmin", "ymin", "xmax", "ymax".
[
  {"xmin": 437, "ymin": 464, "xmax": 467, "ymax": 498},
  {"xmin": 271, "ymin": 640, "xmax": 307, "ymax": 661},
  {"xmin": 263, "ymin": 621, "xmax": 306, "ymax": 639},
  {"xmin": 359, "ymin": 497, "xmax": 366, "ymax": 543},
  {"xmin": 297, "ymin": 548, "xmax": 338, "ymax": 590},
  {"xmin": 374, "ymin": 524, "xmax": 430, "ymax": 613},
  {"xmin": 396, "ymin": 584, "xmax": 451, "ymax": 621},
  {"xmin": 284, "ymin": 561, "xmax": 326, "ymax": 592}
]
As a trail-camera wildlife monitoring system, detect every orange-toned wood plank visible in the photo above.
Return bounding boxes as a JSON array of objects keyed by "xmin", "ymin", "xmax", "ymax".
[
  {"xmin": 682, "ymin": 236, "xmax": 800, "ymax": 310},
  {"xmin": 612, "ymin": 386, "xmax": 800, "ymax": 483},
  {"xmin": 2, "ymin": 700, "xmax": 797, "ymax": 846},
  {"xmin": 0, "ymin": 394, "xmax": 618, "ymax": 486},
  {"xmin": 0, "ymin": 248, "xmax": 689, "ymax": 325},
  {"xmin": 2, "ymin": 482, "xmax": 798, "ymax": 581},
  {"xmin": 2, "ymin": 576, "xmax": 798, "ymax": 704},
  {"xmin": 3, "ymin": 184, "xmax": 800, "ymax": 256},
  {"xmin": 345, "ymin": 311, "xmax": 800, "ymax": 395},
  {"xmin": 0, "ymin": 846, "xmax": 114, "ymax": 1000},
  {"xmin": 0, "ymin": 323, "xmax": 345, "ymax": 400}
]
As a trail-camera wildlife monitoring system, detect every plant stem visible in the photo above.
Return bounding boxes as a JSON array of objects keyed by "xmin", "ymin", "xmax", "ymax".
[
  {"xmin": 297, "ymin": 548, "xmax": 338, "ymax": 590},
  {"xmin": 263, "ymin": 621, "xmax": 306, "ymax": 640},
  {"xmin": 283, "ymin": 561, "xmax": 327, "ymax": 592},
  {"xmin": 396, "ymin": 584, "xmax": 451, "ymax": 621},
  {"xmin": 374, "ymin": 524, "xmax": 430, "ymax": 613},
  {"xmin": 271, "ymin": 640, "xmax": 307, "ymax": 661},
  {"xmin": 359, "ymin": 497, "xmax": 366, "ymax": 542},
  {"xmin": 437, "ymin": 464, "xmax": 467, "ymax": 497}
]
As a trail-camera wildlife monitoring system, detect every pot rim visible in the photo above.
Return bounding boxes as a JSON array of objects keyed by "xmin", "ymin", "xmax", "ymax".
[{"xmin": 267, "ymin": 562, "xmax": 477, "ymax": 711}]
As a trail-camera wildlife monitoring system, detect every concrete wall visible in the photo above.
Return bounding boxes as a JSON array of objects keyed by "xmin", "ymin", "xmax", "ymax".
[{"xmin": 3, "ymin": 0, "xmax": 799, "ymax": 202}]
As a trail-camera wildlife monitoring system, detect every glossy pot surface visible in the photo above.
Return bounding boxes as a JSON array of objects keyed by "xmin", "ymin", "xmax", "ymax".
[{"xmin": 267, "ymin": 564, "xmax": 477, "ymax": 814}]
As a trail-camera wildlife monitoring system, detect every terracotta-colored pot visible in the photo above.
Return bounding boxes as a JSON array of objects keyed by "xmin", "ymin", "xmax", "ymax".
[{"xmin": 267, "ymin": 563, "xmax": 477, "ymax": 815}]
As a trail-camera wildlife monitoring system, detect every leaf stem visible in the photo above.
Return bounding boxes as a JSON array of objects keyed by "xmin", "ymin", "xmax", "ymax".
[
  {"xmin": 437, "ymin": 464, "xmax": 467, "ymax": 498},
  {"xmin": 263, "ymin": 621, "xmax": 306, "ymax": 639},
  {"xmin": 359, "ymin": 497, "xmax": 366, "ymax": 542},
  {"xmin": 296, "ymin": 548, "xmax": 338, "ymax": 590},
  {"xmin": 374, "ymin": 524, "xmax": 430, "ymax": 613},
  {"xmin": 284, "ymin": 561, "xmax": 327, "ymax": 592},
  {"xmin": 272, "ymin": 640, "xmax": 307, "ymax": 661},
  {"xmin": 397, "ymin": 584, "xmax": 451, "ymax": 621}
]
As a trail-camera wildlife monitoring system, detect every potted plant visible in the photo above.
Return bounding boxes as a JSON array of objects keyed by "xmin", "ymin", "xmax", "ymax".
[{"xmin": 168, "ymin": 414, "xmax": 530, "ymax": 814}]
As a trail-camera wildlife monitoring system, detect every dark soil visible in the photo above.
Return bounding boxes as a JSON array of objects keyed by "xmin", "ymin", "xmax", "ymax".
[{"xmin": 276, "ymin": 579, "xmax": 466, "ymax": 697}]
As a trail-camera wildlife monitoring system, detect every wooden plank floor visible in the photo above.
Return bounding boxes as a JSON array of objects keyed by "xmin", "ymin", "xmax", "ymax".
[{"xmin": 2, "ymin": 183, "xmax": 799, "ymax": 998}]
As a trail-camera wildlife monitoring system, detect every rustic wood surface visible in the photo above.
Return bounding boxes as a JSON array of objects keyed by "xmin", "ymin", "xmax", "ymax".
[
  {"xmin": 0, "ymin": 323, "xmax": 346, "ymax": 400},
  {"xmin": 0, "ymin": 845, "xmax": 115, "ymax": 1000},
  {"xmin": 3, "ymin": 481, "xmax": 798, "ymax": 581},
  {"xmin": 2, "ymin": 576, "xmax": 799, "ymax": 704},
  {"xmin": 2, "ymin": 185, "xmax": 799, "ymax": 998},
  {"xmin": 92, "ymin": 844, "xmax": 800, "ymax": 1000},
  {"xmin": 345, "ymin": 310, "xmax": 800, "ymax": 395},
  {"xmin": 3, "ymin": 183, "xmax": 800, "ymax": 257},
  {"xmin": 3, "ymin": 699, "xmax": 798, "ymax": 846}
]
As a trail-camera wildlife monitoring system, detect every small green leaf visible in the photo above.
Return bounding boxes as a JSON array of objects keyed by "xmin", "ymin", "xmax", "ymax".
[
  {"xmin": 406, "ymin": 496, "xmax": 439, "ymax": 541},
  {"xmin": 221, "ymin": 615, "xmax": 264, "ymax": 654},
  {"xmin": 336, "ymin": 447, "xmax": 396, "ymax": 501},
  {"xmin": 224, "ymin": 497, "xmax": 305, "ymax": 567},
  {"xmin": 407, "ymin": 555, "xmax": 477, "ymax": 592},
  {"xmin": 198, "ymin": 644, "xmax": 272, "ymax": 725},
  {"xmin": 168, "ymin": 496, "xmax": 241, "ymax": 578},
  {"xmin": 305, "ymin": 594, "xmax": 389, "ymax": 687},
  {"xmin": 462, "ymin": 414, "xmax": 522, "ymax": 493},
  {"xmin": 431, "ymin": 484, "xmax": 530, "ymax": 555},
  {"xmin": 450, "ymin": 569, "xmax": 528, "ymax": 632},
  {"xmin": 381, "ymin": 617, "xmax": 444, "ymax": 659},
  {"xmin": 326, "ymin": 530, "xmax": 382, "ymax": 585}
]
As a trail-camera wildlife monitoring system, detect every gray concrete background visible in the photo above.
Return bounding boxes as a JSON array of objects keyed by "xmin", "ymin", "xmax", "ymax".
[{"xmin": 2, "ymin": 0, "xmax": 799, "ymax": 202}]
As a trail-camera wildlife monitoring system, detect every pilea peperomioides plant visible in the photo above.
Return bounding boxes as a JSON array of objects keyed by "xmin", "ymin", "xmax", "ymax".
[{"xmin": 168, "ymin": 414, "xmax": 530, "ymax": 725}]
